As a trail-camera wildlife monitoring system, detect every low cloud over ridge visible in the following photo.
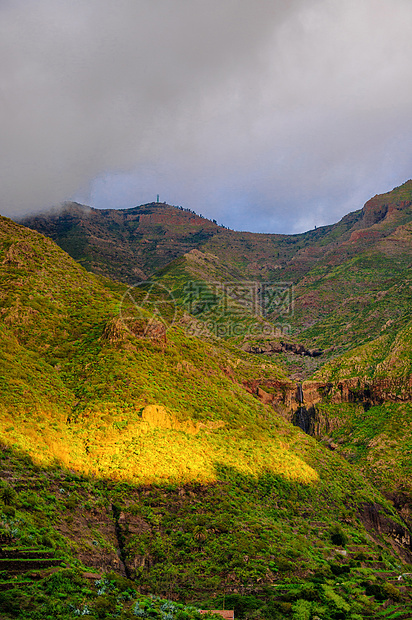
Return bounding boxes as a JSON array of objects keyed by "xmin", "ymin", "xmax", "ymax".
[{"xmin": 1, "ymin": 0, "xmax": 412, "ymax": 232}]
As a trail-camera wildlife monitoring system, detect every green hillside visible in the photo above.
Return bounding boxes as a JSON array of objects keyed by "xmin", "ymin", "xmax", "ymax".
[
  {"xmin": 0, "ymin": 214, "xmax": 291, "ymax": 481},
  {"xmin": 2, "ymin": 216, "xmax": 412, "ymax": 618},
  {"xmin": 4, "ymin": 180, "xmax": 412, "ymax": 618},
  {"xmin": 20, "ymin": 181, "xmax": 412, "ymax": 361},
  {"xmin": 20, "ymin": 202, "xmax": 222, "ymax": 283},
  {"xmin": 201, "ymin": 181, "xmax": 412, "ymax": 356}
]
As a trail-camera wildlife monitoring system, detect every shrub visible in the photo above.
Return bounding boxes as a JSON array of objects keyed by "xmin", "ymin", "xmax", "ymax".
[
  {"xmin": 41, "ymin": 534, "xmax": 54, "ymax": 548},
  {"xmin": 276, "ymin": 558, "xmax": 293, "ymax": 571},
  {"xmin": 1, "ymin": 486, "xmax": 16, "ymax": 506},
  {"xmin": 362, "ymin": 581, "xmax": 386, "ymax": 601},
  {"xmin": 2, "ymin": 505, "xmax": 16, "ymax": 518},
  {"xmin": 330, "ymin": 525, "xmax": 347, "ymax": 547},
  {"xmin": 277, "ymin": 602, "xmax": 292, "ymax": 614},
  {"xmin": 94, "ymin": 595, "xmax": 117, "ymax": 619},
  {"xmin": 175, "ymin": 612, "xmax": 191, "ymax": 620},
  {"xmin": 212, "ymin": 594, "xmax": 261, "ymax": 619},
  {"xmin": 330, "ymin": 563, "xmax": 351, "ymax": 576},
  {"xmin": 383, "ymin": 582, "xmax": 402, "ymax": 601},
  {"xmin": 43, "ymin": 569, "xmax": 82, "ymax": 594},
  {"xmin": 292, "ymin": 599, "xmax": 312, "ymax": 620},
  {"xmin": 0, "ymin": 590, "xmax": 23, "ymax": 616},
  {"xmin": 66, "ymin": 496, "xmax": 78, "ymax": 510},
  {"xmin": 21, "ymin": 492, "xmax": 40, "ymax": 511}
]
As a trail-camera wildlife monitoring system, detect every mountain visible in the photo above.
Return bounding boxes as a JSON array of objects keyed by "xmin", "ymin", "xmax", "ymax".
[
  {"xmin": 2, "ymin": 182, "xmax": 412, "ymax": 618},
  {"xmin": 17, "ymin": 180, "xmax": 412, "ymax": 505},
  {"xmin": 20, "ymin": 181, "xmax": 412, "ymax": 358},
  {"xmin": 19, "ymin": 201, "xmax": 222, "ymax": 283}
]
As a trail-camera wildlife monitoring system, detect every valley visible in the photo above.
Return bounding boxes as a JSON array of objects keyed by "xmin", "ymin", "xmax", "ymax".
[{"xmin": 1, "ymin": 181, "xmax": 412, "ymax": 618}]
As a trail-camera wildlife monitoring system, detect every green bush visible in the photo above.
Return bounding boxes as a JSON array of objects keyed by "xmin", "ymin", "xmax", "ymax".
[
  {"xmin": 276, "ymin": 558, "xmax": 294, "ymax": 571},
  {"xmin": 0, "ymin": 590, "xmax": 27, "ymax": 616},
  {"xmin": 94, "ymin": 595, "xmax": 117, "ymax": 619},
  {"xmin": 41, "ymin": 534, "xmax": 54, "ymax": 548},
  {"xmin": 382, "ymin": 582, "xmax": 402, "ymax": 601},
  {"xmin": 1, "ymin": 486, "xmax": 16, "ymax": 506},
  {"xmin": 209, "ymin": 594, "xmax": 261, "ymax": 619},
  {"xmin": 330, "ymin": 525, "xmax": 347, "ymax": 547},
  {"xmin": 176, "ymin": 611, "xmax": 191, "ymax": 620},
  {"xmin": 2, "ymin": 505, "xmax": 16, "ymax": 518},
  {"xmin": 66, "ymin": 496, "xmax": 78, "ymax": 510},
  {"xmin": 43, "ymin": 569, "xmax": 82, "ymax": 595},
  {"xmin": 362, "ymin": 581, "xmax": 386, "ymax": 601},
  {"xmin": 292, "ymin": 599, "xmax": 312, "ymax": 620},
  {"xmin": 330, "ymin": 563, "xmax": 351, "ymax": 576},
  {"xmin": 20, "ymin": 492, "xmax": 39, "ymax": 511}
]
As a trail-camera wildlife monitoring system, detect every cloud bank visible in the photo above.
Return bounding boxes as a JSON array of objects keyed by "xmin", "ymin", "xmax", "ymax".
[{"xmin": 1, "ymin": 0, "xmax": 412, "ymax": 232}]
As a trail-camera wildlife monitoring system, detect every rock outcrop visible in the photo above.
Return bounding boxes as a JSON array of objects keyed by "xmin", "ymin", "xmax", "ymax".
[
  {"xmin": 243, "ymin": 379, "xmax": 298, "ymax": 409},
  {"xmin": 302, "ymin": 377, "xmax": 412, "ymax": 408},
  {"xmin": 359, "ymin": 502, "xmax": 412, "ymax": 560},
  {"xmin": 247, "ymin": 376, "xmax": 412, "ymax": 441},
  {"xmin": 242, "ymin": 340, "xmax": 323, "ymax": 357}
]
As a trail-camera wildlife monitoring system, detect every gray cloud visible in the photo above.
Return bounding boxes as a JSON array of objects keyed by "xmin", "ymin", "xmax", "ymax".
[{"xmin": 1, "ymin": 0, "xmax": 412, "ymax": 232}]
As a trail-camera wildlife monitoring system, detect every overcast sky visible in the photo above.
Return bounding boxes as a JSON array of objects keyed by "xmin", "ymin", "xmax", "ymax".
[{"xmin": 1, "ymin": 0, "xmax": 412, "ymax": 233}]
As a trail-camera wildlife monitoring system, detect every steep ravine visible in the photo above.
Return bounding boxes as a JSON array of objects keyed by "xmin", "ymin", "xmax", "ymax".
[
  {"xmin": 246, "ymin": 376, "xmax": 412, "ymax": 417},
  {"xmin": 112, "ymin": 504, "xmax": 132, "ymax": 579},
  {"xmin": 247, "ymin": 376, "xmax": 412, "ymax": 560}
]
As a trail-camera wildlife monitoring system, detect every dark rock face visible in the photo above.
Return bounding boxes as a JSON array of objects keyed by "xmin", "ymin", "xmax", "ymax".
[
  {"xmin": 292, "ymin": 406, "xmax": 316, "ymax": 434},
  {"xmin": 245, "ymin": 377, "xmax": 412, "ymax": 557},
  {"xmin": 243, "ymin": 379, "xmax": 297, "ymax": 409},
  {"xmin": 291, "ymin": 378, "xmax": 412, "ymax": 409},
  {"xmin": 249, "ymin": 377, "xmax": 412, "ymax": 427},
  {"xmin": 359, "ymin": 502, "xmax": 412, "ymax": 560},
  {"xmin": 56, "ymin": 504, "xmax": 125, "ymax": 575},
  {"xmin": 335, "ymin": 378, "xmax": 412, "ymax": 406},
  {"xmin": 291, "ymin": 405, "xmax": 331, "ymax": 437},
  {"xmin": 113, "ymin": 505, "xmax": 156, "ymax": 581},
  {"xmin": 242, "ymin": 340, "xmax": 323, "ymax": 357}
]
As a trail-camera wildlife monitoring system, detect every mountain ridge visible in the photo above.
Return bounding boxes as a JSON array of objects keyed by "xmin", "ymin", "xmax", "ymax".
[
  {"xmin": 2, "ymin": 182, "xmax": 412, "ymax": 617},
  {"xmin": 19, "ymin": 182, "xmax": 411, "ymax": 284}
]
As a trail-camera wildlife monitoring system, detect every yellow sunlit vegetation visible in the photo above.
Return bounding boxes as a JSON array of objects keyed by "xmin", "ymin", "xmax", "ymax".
[
  {"xmin": 2, "ymin": 214, "xmax": 412, "ymax": 619},
  {"xmin": 0, "ymin": 398, "xmax": 319, "ymax": 485},
  {"xmin": 0, "ymin": 215, "xmax": 319, "ymax": 487}
]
